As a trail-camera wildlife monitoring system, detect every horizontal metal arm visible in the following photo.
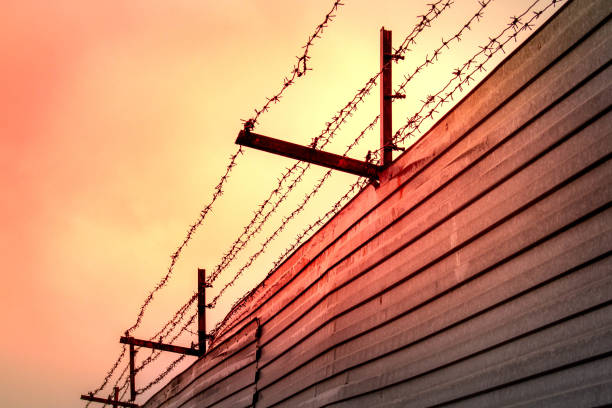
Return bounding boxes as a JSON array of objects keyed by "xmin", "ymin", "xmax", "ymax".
[
  {"xmin": 236, "ymin": 130, "xmax": 380, "ymax": 179},
  {"xmin": 80, "ymin": 395, "xmax": 139, "ymax": 408},
  {"xmin": 120, "ymin": 336, "xmax": 203, "ymax": 356}
]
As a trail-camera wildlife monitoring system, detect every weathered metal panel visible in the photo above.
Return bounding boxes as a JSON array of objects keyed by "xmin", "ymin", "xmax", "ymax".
[
  {"xmin": 145, "ymin": 1, "xmax": 612, "ymax": 407},
  {"xmin": 143, "ymin": 319, "xmax": 259, "ymax": 408},
  {"xmin": 258, "ymin": 77, "xmax": 611, "ymax": 376}
]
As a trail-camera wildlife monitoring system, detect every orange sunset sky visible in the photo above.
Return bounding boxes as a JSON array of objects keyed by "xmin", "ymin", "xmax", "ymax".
[{"xmin": 0, "ymin": 0, "xmax": 563, "ymax": 406}]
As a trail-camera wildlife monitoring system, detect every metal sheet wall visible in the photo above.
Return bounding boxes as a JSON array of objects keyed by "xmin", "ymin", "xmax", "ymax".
[{"xmin": 144, "ymin": 1, "xmax": 612, "ymax": 407}]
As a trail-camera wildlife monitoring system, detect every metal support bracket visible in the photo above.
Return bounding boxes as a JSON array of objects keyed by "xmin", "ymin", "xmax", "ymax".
[
  {"xmin": 80, "ymin": 394, "xmax": 139, "ymax": 408},
  {"xmin": 236, "ymin": 130, "xmax": 380, "ymax": 180},
  {"xmin": 120, "ymin": 336, "xmax": 202, "ymax": 356}
]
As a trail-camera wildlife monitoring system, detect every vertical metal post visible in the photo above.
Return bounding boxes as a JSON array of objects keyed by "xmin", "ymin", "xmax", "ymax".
[
  {"xmin": 198, "ymin": 268, "xmax": 207, "ymax": 355},
  {"xmin": 113, "ymin": 387, "xmax": 119, "ymax": 408},
  {"xmin": 129, "ymin": 343, "xmax": 136, "ymax": 402},
  {"xmin": 380, "ymin": 27, "xmax": 393, "ymax": 167}
]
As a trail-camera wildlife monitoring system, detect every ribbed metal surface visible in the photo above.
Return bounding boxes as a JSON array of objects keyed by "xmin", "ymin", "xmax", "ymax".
[{"xmin": 144, "ymin": 1, "xmax": 612, "ymax": 407}]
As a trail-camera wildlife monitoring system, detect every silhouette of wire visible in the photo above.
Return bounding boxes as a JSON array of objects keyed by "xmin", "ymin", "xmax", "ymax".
[
  {"xmin": 85, "ymin": 0, "xmax": 568, "ymax": 402},
  {"xmin": 206, "ymin": 0, "xmax": 454, "ymax": 294},
  {"xmin": 85, "ymin": 1, "xmax": 347, "ymax": 402},
  {"xmin": 207, "ymin": 0, "xmax": 562, "ymax": 338},
  {"xmin": 395, "ymin": 0, "xmax": 493, "ymax": 97},
  {"xmin": 208, "ymin": 117, "xmax": 379, "ymax": 337},
  {"xmin": 393, "ymin": 0, "xmax": 564, "ymax": 146},
  {"xmin": 84, "ymin": 347, "xmax": 127, "ymax": 407},
  {"xmin": 243, "ymin": 0, "xmax": 345, "ymax": 131}
]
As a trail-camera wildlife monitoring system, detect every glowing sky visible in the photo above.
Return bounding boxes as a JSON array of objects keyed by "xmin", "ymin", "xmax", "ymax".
[{"xmin": 0, "ymin": 0, "xmax": 563, "ymax": 406}]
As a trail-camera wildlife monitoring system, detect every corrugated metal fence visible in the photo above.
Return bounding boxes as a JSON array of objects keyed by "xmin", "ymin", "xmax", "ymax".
[{"xmin": 145, "ymin": 1, "xmax": 612, "ymax": 406}]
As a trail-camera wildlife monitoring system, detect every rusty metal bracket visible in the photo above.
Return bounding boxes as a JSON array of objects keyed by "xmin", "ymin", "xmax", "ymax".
[
  {"xmin": 120, "ymin": 337, "xmax": 203, "ymax": 356},
  {"xmin": 236, "ymin": 130, "xmax": 380, "ymax": 180},
  {"xmin": 80, "ymin": 394, "xmax": 139, "ymax": 408}
]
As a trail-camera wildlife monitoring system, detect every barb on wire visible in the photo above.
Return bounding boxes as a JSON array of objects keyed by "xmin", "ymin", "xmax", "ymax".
[
  {"xmin": 137, "ymin": 311, "xmax": 198, "ymax": 374},
  {"xmin": 150, "ymin": 293, "xmax": 198, "ymax": 341},
  {"xmin": 208, "ymin": 114, "xmax": 380, "ymax": 309},
  {"xmin": 210, "ymin": 176, "xmax": 368, "ymax": 338},
  {"xmin": 137, "ymin": 354, "xmax": 187, "ymax": 395},
  {"xmin": 124, "ymin": 147, "xmax": 242, "ymax": 339},
  {"xmin": 393, "ymin": 0, "xmax": 564, "ymax": 146},
  {"xmin": 395, "ymin": 0, "xmax": 493, "ymax": 97},
  {"xmin": 86, "ymin": 2, "xmax": 350, "ymax": 401},
  {"xmin": 84, "ymin": 346, "xmax": 127, "ymax": 407},
  {"xmin": 244, "ymin": 0, "xmax": 345, "ymax": 130},
  {"xmin": 207, "ymin": 63, "xmax": 380, "ymax": 287},
  {"xmin": 207, "ymin": 0, "xmax": 454, "ymax": 290},
  {"xmin": 394, "ymin": 0, "xmax": 454, "ymax": 56},
  {"xmin": 207, "ymin": 0, "xmax": 563, "ymax": 340},
  {"xmin": 206, "ymin": 0, "xmax": 455, "ymax": 336}
]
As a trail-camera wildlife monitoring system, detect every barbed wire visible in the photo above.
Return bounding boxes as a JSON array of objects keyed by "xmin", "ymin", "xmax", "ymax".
[
  {"xmin": 394, "ymin": 0, "xmax": 453, "ymax": 56},
  {"xmin": 395, "ymin": 0, "xmax": 492, "ymax": 97},
  {"xmin": 137, "ymin": 354, "xmax": 188, "ymax": 395},
  {"xmin": 206, "ymin": 0, "xmax": 563, "ymax": 339},
  {"xmin": 134, "ymin": 311, "xmax": 198, "ymax": 377},
  {"xmin": 207, "ymin": 113, "xmax": 381, "ymax": 309},
  {"xmin": 204, "ymin": 0, "xmax": 459, "ymax": 336},
  {"xmin": 93, "ymin": 293, "xmax": 198, "ymax": 408},
  {"xmin": 124, "ymin": 147, "xmax": 241, "ymax": 338},
  {"xmin": 210, "ymin": 176, "xmax": 368, "ymax": 338},
  {"xmin": 243, "ymin": 0, "xmax": 345, "ymax": 131},
  {"xmin": 270, "ymin": 177, "xmax": 368, "ymax": 273},
  {"xmin": 207, "ymin": 117, "xmax": 379, "ymax": 338},
  {"xmin": 393, "ymin": 0, "xmax": 564, "ymax": 146},
  {"xmin": 84, "ymin": 346, "xmax": 127, "ymax": 407},
  {"xmin": 206, "ymin": 0, "xmax": 454, "ymax": 290},
  {"xmin": 204, "ymin": 0, "xmax": 457, "ymax": 310},
  {"xmin": 150, "ymin": 292, "xmax": 198, "ymax": 341},
  {"xmin": 85, "ymin": 152, "xmax": 240, "ymax": 407},
  {"xmin": 85, "ymin": 2, "xmax": 350, "ymax": 400},
  {"xmin": 128, "ymin": 0, "xmax": 455, "ymax": 355},
  {"xmin": 134, "ymin": 310, "xmax": 199, "ymax": 394},
  {"xmin": 107, "ymin": 308, "xmax": 198, "ymax": 406},
  {"xmin": 207, "ymin": 79, "xmax": 378, "ymax": 286},
  {"xmin": 118, "ymin": 115, "xmax": 379, "ymax": 391},
  {"xmin": 85, "ymin": 148, "xmax": 239, "ymax": 403}
]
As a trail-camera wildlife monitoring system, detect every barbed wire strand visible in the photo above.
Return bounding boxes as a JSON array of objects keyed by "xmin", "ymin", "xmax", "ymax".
[
  {"xmin": 207, "ymin": 115, "xmax": 380, "ymax": 310},
  {"xmin": 208, "ymin": 0, "xmax": 563, "ymax": 338},
  {"xmin": 84, "ymin": 346, "xmax": 127, "ymax": 408},
  {"xmin": 88, "ymin": 0, "xmax": 564, "ymax": 401},
  {"xmin": 84, "ymin": 2, "xmax": 348, "ymax": 401},
  {"xmin": 134, "ymin": 312, "xmax": 199, "ymax": 395},
  {"xmin": 109, "ymin": 308, "xmax": 199, "ymax": 405},
  {"xmin": 395, "ymin": 0, "xmax": 492, "ymax": 97},
  {"xmin": 207, "ymin": 0, "xmax": 454, "ymax": 290},
  {"xmin": 210, "ymin": 175, "xmax": 368, "ymax": 338},
  {"xmin": 392, "ymin": 0, "xmax": 564, "ymax": 147},
  {"xmin": 242, "ymin": 0, "xmax": 345, "ymax": 131},
  {"xmin": 104, "ymin": 297, "xmax": 195, "ymax": 408}
]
